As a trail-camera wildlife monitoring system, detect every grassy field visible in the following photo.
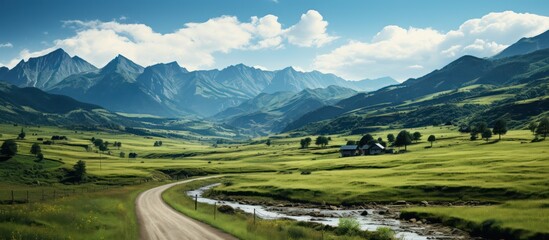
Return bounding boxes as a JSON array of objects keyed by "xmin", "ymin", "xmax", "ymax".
[
  {"xmin": 0, "ymin": 182, "xmax": 160, "ymax": 239},
  {"xmin": 1, "ymin": 123, "xmax": 548, "ymax": 238}
]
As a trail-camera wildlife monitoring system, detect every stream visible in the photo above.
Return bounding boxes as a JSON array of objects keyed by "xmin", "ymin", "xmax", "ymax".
[{"xmin": 187, "ymin": 183, "xmax": 461, "ymax": 240}]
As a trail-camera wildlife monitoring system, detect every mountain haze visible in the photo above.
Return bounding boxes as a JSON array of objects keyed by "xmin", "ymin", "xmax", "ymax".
[{"xmin": 0, "ymin": 49, "xmax": 398, "ymax": 118}]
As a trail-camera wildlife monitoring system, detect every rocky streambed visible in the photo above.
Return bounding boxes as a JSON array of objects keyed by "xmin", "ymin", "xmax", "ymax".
[{"xmin": 187, "ymin": 183, "xmax": 474, "ymax": 240}]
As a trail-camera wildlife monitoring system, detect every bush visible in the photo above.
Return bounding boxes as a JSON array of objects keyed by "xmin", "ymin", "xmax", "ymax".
[
  {"xmin": 335, "ymin": 217, "xmax": 360, "ymax": 236},
  {"xmin": 370, "ymin": 227, "xmax": 398, "ymax": 240}
]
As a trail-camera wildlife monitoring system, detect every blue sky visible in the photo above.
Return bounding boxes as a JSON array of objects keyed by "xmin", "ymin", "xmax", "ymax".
[{"xmin": 1, "ymin": 0, "xmax": 549, "ymax": 81}]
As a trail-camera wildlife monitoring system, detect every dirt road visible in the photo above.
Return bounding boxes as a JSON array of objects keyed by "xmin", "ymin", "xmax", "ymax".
[{"xmin": 136, "ymin": 176, "xmax": 237, "ymax": 240}]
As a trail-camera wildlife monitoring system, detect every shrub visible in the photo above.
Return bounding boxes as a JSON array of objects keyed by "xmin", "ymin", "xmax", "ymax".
[
  {"xmin": 335, "ymin": 217, "xmax": 360, "ymax": 235},
  {"xmin": 370, "ymin": 227, "xmax": 398, "ymax": 240}
]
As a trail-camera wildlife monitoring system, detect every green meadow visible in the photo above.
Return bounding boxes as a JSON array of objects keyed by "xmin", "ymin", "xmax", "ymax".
[{"xmin": 0, "ymin": 123, "xmax": 548, "ymax": 238}]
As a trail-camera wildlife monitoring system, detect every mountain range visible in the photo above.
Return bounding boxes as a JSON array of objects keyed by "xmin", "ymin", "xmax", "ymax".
[
  {"xmin": 284, "ymin": 30, "xmax": 549, "ymax": 134},
  {"xmin": 1, "ymin": 29, "xmax": 548, "ymax": 137},
  {"xmin": 214, "ymin": 85, "xmax": 358, "ymax": 135},
  {"xmin": 0, "ymin": 50, "xmax": 397, "ymax": 117}
]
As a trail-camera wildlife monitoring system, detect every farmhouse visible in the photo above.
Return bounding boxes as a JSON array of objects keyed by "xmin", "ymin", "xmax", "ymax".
[
  {"xmin": 361, "ymin": 143, "xmax": 385, "ymax": 155},
  {"xmin": 339, "ymin": 145, "xmax": 358, "ymax": 157}
]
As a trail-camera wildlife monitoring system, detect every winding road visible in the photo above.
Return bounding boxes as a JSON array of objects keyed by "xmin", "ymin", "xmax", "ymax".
[{"xmin": 136, "ymin": 176, "xmax": 237, "ymax": 240}]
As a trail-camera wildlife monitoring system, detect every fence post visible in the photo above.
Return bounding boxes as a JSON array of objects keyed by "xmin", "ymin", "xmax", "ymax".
[
  {"xmin": 214, "ymin": 202, "xmax": 216, "ymax": 220},
  {"xmin": 194, "ymin": 195, "xmax": 198, "ymax": 210},
  {"xmin": 253, "ymin": 209, "xmax": 256, "ymax": 225},
  {"xmin": 11, "ymin": 190, "xmax": 14, "ymax": 204}
]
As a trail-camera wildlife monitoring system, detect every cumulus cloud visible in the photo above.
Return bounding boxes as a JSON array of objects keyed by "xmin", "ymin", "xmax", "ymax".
[
  {"xmin": 285, "ymin": 10, "xmax": 338, "ymax": 47},
  {"xmin": 314, "ymin": 11, "xmax": 549, "ymax": 81},
  {"xmin": 4, "ymin": 10, "xmax": 335, "ymax": 69},
  {"xmin": 0, "ymin": 42, "xmax": 13, "ymax": 48}
]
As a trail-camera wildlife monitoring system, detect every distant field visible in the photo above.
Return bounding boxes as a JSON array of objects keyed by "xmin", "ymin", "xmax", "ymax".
[{"xmin": 0, "ymin": 123, "xmax": 548, "ymax": 238}]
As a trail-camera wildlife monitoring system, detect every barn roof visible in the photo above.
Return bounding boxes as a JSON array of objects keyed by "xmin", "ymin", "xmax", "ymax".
[{"xmin": 340, "ymin": 145, "xmax": 358, "ymax": 150}]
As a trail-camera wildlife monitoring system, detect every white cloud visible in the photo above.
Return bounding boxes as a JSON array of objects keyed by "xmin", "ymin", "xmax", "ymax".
[
  {"xmin": 5, "ymin": 10, "xmax": 334, "ymax": 69},
  {"xmin": 253, "ymin": 65, "xmax": 268, "ymax": 70},
  {"xmin": 0, "ymin": 42, "xmax": 13, "ymax": 48},
  {"xmin": 284, "ymin": 10, "xmax": 338, "ymax": 47},
  {"xmin": 314, "ymin": 11, "xmax": 549, "ymax": 81}
]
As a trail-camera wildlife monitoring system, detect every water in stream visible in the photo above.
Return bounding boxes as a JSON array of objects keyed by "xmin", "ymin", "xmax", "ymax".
[{"xmin": 187, "ymin": 184, "xmax": 458, "ymax": 240}]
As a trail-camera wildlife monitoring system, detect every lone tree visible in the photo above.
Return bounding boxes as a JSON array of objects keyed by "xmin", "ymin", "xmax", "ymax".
[
  {"xmin": 17, "ymin": 128, "xmax": 26, "ymax": 140},
  {"xmin": 30, "ymin": 143, "xmax": 41, "ymax": 156},
  {"xmin": 387, "ymin": 134, "xmax": 395, "ymax": 143},
  {"xmin": 358, "ymin": 134, "xmax": 374, "ymax": 147},
  {"xmin": 492, "ymin": 119, "xmax": 508, "ymax": 140},
  {"xmin": 265, "ymin": 139, "xmax": 272, "ymax": 147},
  {"xmin": 0, "ymin": 140, "xmax": 18, "ymax": 156},
  {"xmin": 119, "ymin": 152, "xmax": 125, "ymax": 158},
  {"xmin": 528, "ymin": 121, "xmax": 538, "ymax": 136},
  {"xmin": 300, "ymin": 137, "xmax": 312, "ymax": 149},
  {"xmin": 412, "ymin": 132, "xmax": 422, "ymax": 143},
  {"xmin": 73, "ymin": 160, "xmax": 87, "ymax": 182},
  {"xmin": 395, "ymin": 130, "xmax": 412, "ymax": 151},
  {"xmin": 428, "ymin": 135, "xmax": 436, "ymax": 147},
  {"xmin": 536, "ymin": 117, "xmax": 549, "ymax": 139},
  {"xmin": 315, "ymin": 136, "xmax": 330, "ymax": 148},
  {"xmin": 482, "ymin": 129, "xmax": 492, "ymax": 141}
]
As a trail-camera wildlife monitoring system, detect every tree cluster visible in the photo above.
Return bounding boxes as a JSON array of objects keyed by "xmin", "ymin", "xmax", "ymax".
[
  {"xmin": 315, "ymin": 136, "xmax": 330, "ymax": 148},
  {"xmin": 153, "ymin": 141, "xmax": 163, "ymax": 147},
  {"xmin": 300, "ymin": 137, "xmax": 312, "ymax": 149},
  {"xmin": 128, "ymin": 152, "xmax": 138, "ymax": 158}
]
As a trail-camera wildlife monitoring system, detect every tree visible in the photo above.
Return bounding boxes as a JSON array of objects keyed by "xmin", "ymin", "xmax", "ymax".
[
  {"xmin": 73, "ymin": 160, "xmax": 87, "ymax": 182},
  {"xmin": 99, "ymin": 144, "xmax": 108, "ymax": 152},
  {"xmin": 387, "ymin": 134, "xmax": 395, "ymax": 143},
  {"xmin": 412, "ymin": 132, "xmax": 422, "ymax": 142},
  {"xmin": 358, "ymin": 134, "xmax": 374, "ymax": 147},
  {"xmin": 537, "ymin": 117, "xmax": 549, "ymax": 139},
  {"xmin": 36, "ymin": 152, "xmax": 44, "ymax": 162},
  {"xmin": 492, "ymin": 119, "xmax": 508, "ymax": 140},
  {"xmin": 482, "ymin": 129, "xmax": 492, "ymax": 141},
  {"xmin": 300, "ymin": 137, "xmax": 312, "ymax": 149},
  {"xmin": 346, "ymin": 140, "xmax": 356, "ymax": 145},
  {"xmin": 315, "ymin": 136, "xmax": 330, "ymax": 148},
  {"xmin": 93, "ymin": 139, "xmax": 104, "ymax": 148},
  {"xmin": 428, "ymin": 135, "xmax": 436, "ymax": 147},
  {"xmin": 17, "ymin": 128, "xmax": 26, "ymax": 140},
  {"xmin": 395, "ymin": 130, "xmax": 412, "ymax": 151},
  {"xmin": 30, "ymin": 143, "xmax": 41, "ymax": 156},
  {"xmin": 0, "ymin": 140, "xmax": 18, "ymax": 156},
  {"xmin": 265, "ymin": 139, "xmax": 271, "ymax": 147},
  {"xmin": 528, "ymin": 122, "xmax": 538, "ymax": 136},
  {"xmin": 119, "ymin": 152, "xmax": 125, "ymax": 158}
]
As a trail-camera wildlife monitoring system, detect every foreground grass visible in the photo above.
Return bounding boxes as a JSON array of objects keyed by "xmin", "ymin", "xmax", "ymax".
[
  {"xmin": 163, "ymin": 179, "xmax": 370, "ymax": 240},
  {"xmin": 402, "ymin": 200, "xmax": 549, "ymax": 239},
  {"xmin": 0, "ymin": 182, "xmax": 159, "ymax": 239}
]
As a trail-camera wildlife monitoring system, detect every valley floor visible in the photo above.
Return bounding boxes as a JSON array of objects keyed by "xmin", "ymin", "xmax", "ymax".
[{"xmin": 0, "ymin": 124, "xmax": 547, "ymax": 239}]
